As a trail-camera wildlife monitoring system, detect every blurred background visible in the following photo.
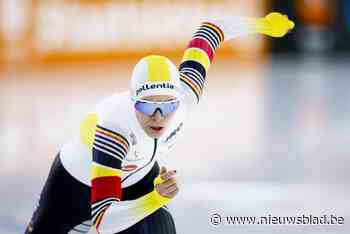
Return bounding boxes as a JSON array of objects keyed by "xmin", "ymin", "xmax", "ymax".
[{"xmin": 1, "ymin": 0, "xmax": 349, "ymax": 233}]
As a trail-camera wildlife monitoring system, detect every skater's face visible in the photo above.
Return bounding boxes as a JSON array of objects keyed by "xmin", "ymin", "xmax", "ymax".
[{"xmin": 135, "ymin": 95, "xmax": 178, "ymax": 138}]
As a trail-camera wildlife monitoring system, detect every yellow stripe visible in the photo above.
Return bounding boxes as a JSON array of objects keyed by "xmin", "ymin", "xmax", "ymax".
[
  {"xmin": 145, "ymin": 55, "xmax": 171, "ymax": 83},
  {"xmin": 91, "ymin": 164, "xmax": 122, "ymax": 180},
  {"xmin": 131, "ymin": 176, "xmax": 173, "ymax": 220},
  {"xmin": 133, "ymin": 190, "xmax": 171, "ymax": 219},
  {"xmin": 182, "ymin": 48, "xmax": 210, "ymax": 71},
  {"xmin": 80, "ymin": 113, "xmax": 99, "ymax": 150}
]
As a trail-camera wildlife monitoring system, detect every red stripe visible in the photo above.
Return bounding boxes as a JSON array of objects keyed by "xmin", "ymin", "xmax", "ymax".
[
  {"xmin": 188, "ymin": 38, "xmax": 214, "ymax": 62},
  {"xmin": 91, "ymin": 176, "xmax": 121, "ymax": 203}
]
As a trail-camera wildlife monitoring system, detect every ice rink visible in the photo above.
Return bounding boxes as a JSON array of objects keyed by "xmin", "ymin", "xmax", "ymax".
[{"xmin": 1, "ymin": 56, "xmax": 349, "ymax": 234}]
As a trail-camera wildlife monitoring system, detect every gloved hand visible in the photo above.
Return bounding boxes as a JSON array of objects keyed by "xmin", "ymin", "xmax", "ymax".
[{"xmin": 250, "ymin": 12, "xmax": 295, "ymax": 37}]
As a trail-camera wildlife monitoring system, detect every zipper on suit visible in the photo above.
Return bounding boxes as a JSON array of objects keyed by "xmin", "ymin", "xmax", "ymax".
[{"xmin": 122, "ymin": 138, "xmax": 158, "ymax": 183}]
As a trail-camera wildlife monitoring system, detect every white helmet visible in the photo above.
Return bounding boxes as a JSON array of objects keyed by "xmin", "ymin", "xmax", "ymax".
[{"xmin": 130, "ymin": 55, "xmax": 181, "ymax": 100}]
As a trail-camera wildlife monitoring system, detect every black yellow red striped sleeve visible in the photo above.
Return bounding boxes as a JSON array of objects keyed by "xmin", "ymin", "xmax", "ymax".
[
  {"xmin": 179, "ymin": 21, "xmax": 224, "ymax": 104},
  {"xmin": 179, "ymin": 14, "xmax": 294, "ymax": 106},
  {"xmin": 91, "ymin": 124, "xmax": 130, "ymax": 232}
]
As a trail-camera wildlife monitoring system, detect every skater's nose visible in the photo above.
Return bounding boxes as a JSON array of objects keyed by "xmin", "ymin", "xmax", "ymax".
[{"xmin": 151, "ymin": 109, "xmax": 163, "ymax": 123}]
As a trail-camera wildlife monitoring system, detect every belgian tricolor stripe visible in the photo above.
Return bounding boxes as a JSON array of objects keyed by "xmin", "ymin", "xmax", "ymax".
[
  {"xmin": 91, "ymin": 197, "xmax": 119, "ymax": 228},
  {"xmin": 91, "ymin": 177, "xmax": 121, "ymax": 229},
  {"xmin": 93, "ymin": 125, "xmax": 128, "ymax": 161},
  {"xmin": 188, "ymin": 38, "xmax": 214, "ymax": 62},
  {"xmin": 182, "ymin": 48, "xmax": 210, "ymax": 71},
  {"xmin": 90, "ymin": 125, "xmax": 130, "ymax": 231},
  {"xmin": 202, "ymin": 22, "xmax": 225, "ymax": 42},
  {"xmin": 180, "ymin": 21, "xmax": 224, "ymax": 103},
  {"xmin": 95, "ymin": 125, "xmax": 129, "ymax": 152},
  {"xmin": 94, "ymin": 203, "xmax": 111, "ymax": 231}
]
